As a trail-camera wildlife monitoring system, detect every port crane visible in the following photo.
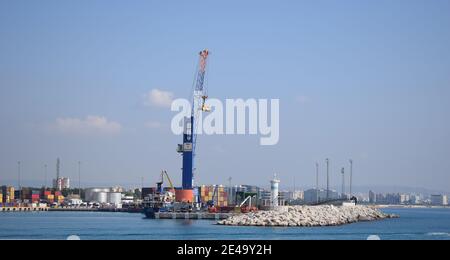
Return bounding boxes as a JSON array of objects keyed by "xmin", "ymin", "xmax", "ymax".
[
  {"xmin": 206, "ymin": 185, "xmax": 219, "ymax": 213},
  {"xmin": 177, "ymin": 49, "xmax": 211, "ymax": 192},
  {"xmin": 143, "ymin": 50, "xmax": 211, "ymax": 218},
  {"xmin": 157, "ymin": 170, "xmax": 175, "ymax": 193}
]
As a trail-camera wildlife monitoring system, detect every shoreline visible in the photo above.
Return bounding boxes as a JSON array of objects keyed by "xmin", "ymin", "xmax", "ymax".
[{"xmin": 374, "ymin": 205, "xmax": 450, "ymax": 209}]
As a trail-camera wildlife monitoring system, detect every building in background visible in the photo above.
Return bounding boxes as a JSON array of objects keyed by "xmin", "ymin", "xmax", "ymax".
[
  {"xmin": 227, "ymin": 185, "xmax": 260, "ymax": 206},
  {"xmin": 281, "ymin": 190, "xmax": 304, "ymax": 202},
  {"xmin": 304, "ymin": 189, "xmax": 339, "ymax": 204},
  {"xmin": 430, "ymin": 194, "xmax": 448, "ymax": 206},
  {"xmin": 259, "ymin": 190, "xmax": 286, "ymax": 207},
  {"xmin": 52, "ymin": 158, "xmax": 70, "ymax": 191},
  {"xmin": 369, "ymin": 190, "xmax": 376, "ymax": 204},
  {"xmin": 409, "ymin": 195, "xmax": 420, "ymax": 205},
  {"xmin": 400, "ymin": 194, "xmax": 410, "ymax": 204},
  {"xmin": 53, "ymin": 177, "xmax": 70, "ymax": 191}
]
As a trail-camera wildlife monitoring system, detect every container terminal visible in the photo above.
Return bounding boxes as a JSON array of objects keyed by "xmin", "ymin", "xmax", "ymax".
[{"xmin": 1, "ymin": 50, "xmax": 363, "ymax": 217}]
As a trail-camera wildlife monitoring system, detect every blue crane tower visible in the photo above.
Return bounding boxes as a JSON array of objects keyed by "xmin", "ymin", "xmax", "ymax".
[{"xmin": 177, "ymin": 49, "xmax": 211, "ymax": 190}]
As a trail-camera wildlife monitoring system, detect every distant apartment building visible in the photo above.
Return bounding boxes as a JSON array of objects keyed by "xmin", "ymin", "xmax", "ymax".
[
  {"xmin": 303, "ymin": 189, "xmax": 339, "ymax": 204},
  {"xmin": 409, "ymin": 195, "xmax": 420, "ymax": 205},
  {"xmin": 281, "ymin": 190, "xmax": 304, "ymax": 201},
  {"xmin": 369, "ymin": 190, "xmax": 376, "ymax": 204},
  {"xmin": 400, "ymin": 194, "xmax": 410, "ymax": 204},
  {"xmin": 430, "ymin": 195, "xmax": 448, "ymax": 206},
  {"xmin": 374, "ymin": 193, "xmax": 401, "ymax": 205},
  {"xmin": 387, "ymin": 193, "xmax": 401, "ymax": 204}
]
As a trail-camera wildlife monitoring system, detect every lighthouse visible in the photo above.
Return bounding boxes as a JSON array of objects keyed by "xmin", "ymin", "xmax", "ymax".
[{"xmin": 270, "ymin": 174, "xmax": 280, "ymax": 208}]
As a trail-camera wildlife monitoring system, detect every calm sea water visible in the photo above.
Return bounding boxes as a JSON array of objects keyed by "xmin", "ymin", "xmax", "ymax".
[{"xmin": 0, "ymin": 208, "xmax": 449, "ymax": 240}]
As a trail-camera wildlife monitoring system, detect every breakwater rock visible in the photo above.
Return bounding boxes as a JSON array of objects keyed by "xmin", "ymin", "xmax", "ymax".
[{"xmin": 217, "ymin": 205, "xmax": 398, "ymax": 227}]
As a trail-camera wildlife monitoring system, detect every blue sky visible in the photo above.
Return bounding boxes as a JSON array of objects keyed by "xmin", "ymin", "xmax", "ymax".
[{"xmin": 1, "ymin": 0, "xmax": 449, "ymax": 191}]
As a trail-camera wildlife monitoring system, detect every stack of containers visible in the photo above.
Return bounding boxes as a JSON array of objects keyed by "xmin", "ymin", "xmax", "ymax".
[
  {"xmin": 1, "ymin": 186, "xmax": 14, "ymax": 204},
  {"xmin": 54, "ymin": 191, "xmax": 63, "ymax": 203},
  {"xmin": 217, "ymin": 186, "xmax": 228, "ymax": 207},
  {"xmin": 47, "ymin": 194, "xmax": 55, "ymax": 203},
  {"xmin": 199, "ymin": 185, "xmax": 228, "ymax": 207},
  {"xmin": 44, "ymin": 191, "xmax": 53, "ymax": 203},
  {"xmin": 21, "ymin": 188, "xmax": 31, "ymax": 201},
  {"xmin": 141, "ymin": 187, "xmax": 155, "ymax": 199},
  {"xmin": 7, "ymin": 187, "xmax": 14, "ymax": 202},
  {"xmin": 31, "ymin": 190, "xmax": 40, "ymax": 203}
]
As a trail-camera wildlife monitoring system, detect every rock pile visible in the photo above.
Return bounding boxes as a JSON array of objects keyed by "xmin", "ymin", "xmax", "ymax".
[{"xmin": 217, "ymin": 205, "xmax": 397, "ymax": 227}]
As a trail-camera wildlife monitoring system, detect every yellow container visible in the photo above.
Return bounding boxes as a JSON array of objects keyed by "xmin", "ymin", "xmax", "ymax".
[{"xmin": 7, "ymin": 187, "xmax": 15, "ymax": 200}]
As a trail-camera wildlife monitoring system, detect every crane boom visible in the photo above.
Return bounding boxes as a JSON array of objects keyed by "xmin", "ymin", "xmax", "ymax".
[{"xmin": 163, "ymin": 170, "xmax": 174, "ymax": 191}]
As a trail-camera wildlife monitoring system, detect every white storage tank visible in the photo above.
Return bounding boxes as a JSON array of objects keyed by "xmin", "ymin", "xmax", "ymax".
[
  {"xmin": 85, "ymin": 188, "xmax": 110, "ymax": 202},
  {"xmin": 93, "ymin": 192, "xmax": 108, "ymax": 204},
  {"xmin": 107, "ymin": 192, "xmax": 122, "ymax": 205}
]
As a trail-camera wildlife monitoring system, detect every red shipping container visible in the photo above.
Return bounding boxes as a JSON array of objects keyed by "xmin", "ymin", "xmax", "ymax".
[{"xmin": 44, "ymin": 191, "xmax": 51, "ymax": 196}]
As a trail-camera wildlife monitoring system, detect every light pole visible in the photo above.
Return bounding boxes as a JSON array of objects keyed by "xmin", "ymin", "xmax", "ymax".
[
  {"xmin": 44, "ymin": 164, "xmax": 47, "ymax": 188},
  {"xmin": 78, "ymin": 161, "xmax": 81, "ymax": 197},
  {"xmin": 17, "ymin": 161, "xmax": 21, "ymax": 200},
  {"xmin": 341, "ymin": 167, "xmax": 345, "ymax": 199},
  {"xmin": 349, "ymin": 159, "xmax": 353, "ymax": 197},
  {"xmin": 326, "ymin": 158, "xmax": 329, "ymax": 201},
  {"xmin": 316, "ymin": 162, "xmax": 319, "ymax": 204},
  {"xmin": 227, "ymin": 177, "xmax": 232, "ymax": 205}
]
